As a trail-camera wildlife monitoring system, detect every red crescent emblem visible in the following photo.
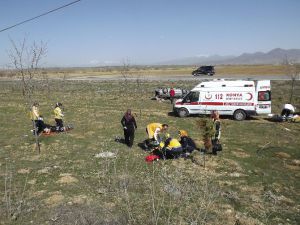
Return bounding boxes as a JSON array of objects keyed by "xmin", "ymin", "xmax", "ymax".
[
  {"xmin": 246, "ymin": 92, "xmax": 253, "ymax": 101},
  {"xmin": 205, "ymin": 93, "xmax": 212, "ymax": 100}
]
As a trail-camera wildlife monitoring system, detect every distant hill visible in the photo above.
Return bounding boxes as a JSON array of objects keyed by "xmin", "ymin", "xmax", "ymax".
[
  {"xmin": 159, "ymin": 55, "xmax": 235, "ymax": 65},
  {"xmin": 158, "ymin": 48, "xmax": 300, "ymax": 65}
]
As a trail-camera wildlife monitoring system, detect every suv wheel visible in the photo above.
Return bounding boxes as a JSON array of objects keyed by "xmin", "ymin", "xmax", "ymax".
[
  {"xmin": 178, "ymin": 108, "xmax": 189, "ymax": 117},
  {"xmin": 233, "ymin": 109, "xmax": 246, "ymax": 121}
]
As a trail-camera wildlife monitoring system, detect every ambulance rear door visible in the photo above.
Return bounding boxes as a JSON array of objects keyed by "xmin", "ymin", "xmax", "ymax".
[{"xmin": 256, "ymin": 80, "xmax": 271, "ymax": 114}]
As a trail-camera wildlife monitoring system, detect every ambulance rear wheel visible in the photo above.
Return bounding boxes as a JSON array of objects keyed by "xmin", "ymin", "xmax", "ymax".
[
  {"xmin": 178, "ymin": 108, "xmax": 189, "ymax": 117},
  {"xmin": 233, "ymin": 109, "xmax": 246, "ymax": 121}
]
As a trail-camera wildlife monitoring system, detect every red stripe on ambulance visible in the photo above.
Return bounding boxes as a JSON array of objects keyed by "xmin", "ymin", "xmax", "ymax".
[{"xmin": 181, "ymin": 102, "xmax": 254, "ymax": 106}]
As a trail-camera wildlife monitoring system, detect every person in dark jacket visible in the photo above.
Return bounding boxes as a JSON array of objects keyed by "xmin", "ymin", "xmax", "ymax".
[
  {"xmin": 211, "ymin": 111, "xmax": 221, "ymax": 141},
  {"xmin": 211, "ymin": 110, "xmax": 221, "ymax": 155},
  {"xmin": 178, "ymin": 130, "xmax": 197, "ymax": 154},
  {"xmin": 121, "ymin": 109, "xmax": 137, "ymax": 147}
]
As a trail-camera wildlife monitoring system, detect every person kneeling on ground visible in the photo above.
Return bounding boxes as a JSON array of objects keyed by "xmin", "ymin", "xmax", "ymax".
[
  {"xmin": 54, "ymin": 102, "xmax": 65, "ymax": 132},
  {"xmin": 144, "ymin": 123, "xmax": 169, "ymax": 150},
  {"xmin": 160, "ymin": 137, "xmax": 183, "ymax": 159},
  {"xmin": 30, "ymin": 102, "xmax": 51, "ymax": 135},
  {"xmin": 146, "ymin": 123, "xmax": 169, "ymax": 142},
  {"xmin": 281, "ymin": 103, "xmax": 295, "ymax": 119},
  {"xmin": 178, "ymin": 130, "xmax": 197, "ymax": 154}
]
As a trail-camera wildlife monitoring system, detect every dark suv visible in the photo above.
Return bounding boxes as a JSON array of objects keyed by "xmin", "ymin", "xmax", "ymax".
[{"xmin": 192, "ymin": 66, "xmax": 215, "ymax": 76}]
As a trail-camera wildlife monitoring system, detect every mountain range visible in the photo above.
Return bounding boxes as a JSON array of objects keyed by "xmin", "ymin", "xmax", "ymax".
[{"xmin": 158, "ymin": 48, "xmax": 300, "ymax": 65}]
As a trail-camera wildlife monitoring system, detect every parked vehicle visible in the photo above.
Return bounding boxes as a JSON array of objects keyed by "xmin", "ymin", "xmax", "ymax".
[
  {"xmin": 155, "ymin": 87, "xmax": 189, "ymax": 99},
  {"xmin": 192, "ymin": 66, "xmax": 215, "ymax": 76},
  {"xmin": 173, "ymin": 79, "xmax": 271, "ymax": 120}
]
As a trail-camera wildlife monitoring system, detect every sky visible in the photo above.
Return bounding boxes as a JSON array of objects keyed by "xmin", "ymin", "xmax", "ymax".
[{"xmin": 0, "ymin": 0, "xmax": 300, "ymax": 67}]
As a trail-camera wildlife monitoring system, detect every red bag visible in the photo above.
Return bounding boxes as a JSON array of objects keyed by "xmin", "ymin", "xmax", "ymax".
[{"xmin": 145, "ymin": 155, "xmax": 160, "ymax": 162}]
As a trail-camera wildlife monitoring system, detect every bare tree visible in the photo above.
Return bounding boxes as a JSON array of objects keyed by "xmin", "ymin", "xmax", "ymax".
[
  {"xmin": 283, "ymin": 56, "xmax": 300, "ymax": 103},
  {"xmin": 8, "ymin": 38, "xmax": 47, "ymax": 153},
  {"xmin": 121, "ymin": 58, "xmax": 131, "ymax": 85}
]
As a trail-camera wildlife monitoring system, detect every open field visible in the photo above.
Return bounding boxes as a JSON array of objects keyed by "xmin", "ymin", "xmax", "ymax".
[
  {"xmin": 0, "ymin": 80, "xmax": 299, "ymax": 225},
  {"xmin": 0, "ymin": 64, "xmax": 295, "ymax": 79}
]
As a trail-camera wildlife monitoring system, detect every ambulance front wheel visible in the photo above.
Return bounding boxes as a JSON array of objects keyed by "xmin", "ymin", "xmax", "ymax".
[
  {"xmin": 233, "ymin": 109, "xmax": 246, "ymax": 121},
  {"xmin": 178, "ymin": 108, "xmax": 189, "ymax": 117}
]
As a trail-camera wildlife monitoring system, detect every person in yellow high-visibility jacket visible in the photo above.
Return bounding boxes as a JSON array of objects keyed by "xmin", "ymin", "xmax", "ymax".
[
  {"xmin": 30, "ymin": 102, "xmax": 51, "ymax": 135},
  {"xmin": 30, "ymin": 102, "xmax": 40, "ymax": 121},
  {"xmin": 160, "ymin": 137, "xmax": 183, "ymax": 159},
  {"xmin": 146, "ymin": 123, "xmax": 168, "ymax": 141},
  {"xmin": 54, "ymin": 102, "xmax": 65, "ymax": 132}
]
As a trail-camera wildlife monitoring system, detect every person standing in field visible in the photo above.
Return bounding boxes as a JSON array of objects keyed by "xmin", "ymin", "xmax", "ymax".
[
  {"xmin": 211, "ymin": 110, "xmax": 221, "ymax": 155},
  {"xmin": 169, "ymin": 87, "xmax": 175, "ymax": 104},
  {"xmin": 121, "ymin": 109, "xmax": 137, "ymax": 148},
  {"xmin": 212, "ymin": 111, "xmax": 221, "ymax": 140},
  {"xmin": 54, "ymin": 102, "xmax": 65, "ymax": 132}
]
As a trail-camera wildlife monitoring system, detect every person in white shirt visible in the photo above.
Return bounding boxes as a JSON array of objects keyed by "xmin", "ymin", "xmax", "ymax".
[{"xmin": 281, "ymin": 103, "xmax": 295, "ymax": 117}]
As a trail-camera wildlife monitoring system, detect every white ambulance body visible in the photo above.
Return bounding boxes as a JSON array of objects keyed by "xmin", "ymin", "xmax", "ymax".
[{"xmin": 173, "ymin": 79, "xmax": 271, "ymax": 120}]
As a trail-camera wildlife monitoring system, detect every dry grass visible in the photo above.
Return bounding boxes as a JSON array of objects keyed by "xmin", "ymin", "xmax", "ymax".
[
  {"xmin": 0, "ymin": 64, "xmax": 290, "ymax": 79},
  {"xmin": 0, "ymin": 80, "xmax": 299, "ymax": 224}
]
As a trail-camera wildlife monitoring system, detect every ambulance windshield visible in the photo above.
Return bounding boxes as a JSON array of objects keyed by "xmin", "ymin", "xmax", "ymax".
[{"xmin": 183, "ymin": 91, "xmax": 199, "ymax": 103}]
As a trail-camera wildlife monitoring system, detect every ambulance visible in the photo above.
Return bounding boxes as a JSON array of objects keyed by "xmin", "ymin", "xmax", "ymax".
[{"xmin": 173, "ymin": 79, "xmax": 271, "ymax": 120}]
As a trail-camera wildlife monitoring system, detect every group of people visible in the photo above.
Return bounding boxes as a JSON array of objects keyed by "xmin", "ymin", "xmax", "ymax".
[
  {"xmin": 30, "ymin": 102, "xmax": 66, "ymax": 135},
  {"xmin": 120, "ymin": 109, "xmax": 222, "ymax": 160}
]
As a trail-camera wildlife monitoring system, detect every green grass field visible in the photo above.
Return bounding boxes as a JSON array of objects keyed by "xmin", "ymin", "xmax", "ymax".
[{"xmin": 0, "ymin": 80, "xmax": 299, "ymax": 225}]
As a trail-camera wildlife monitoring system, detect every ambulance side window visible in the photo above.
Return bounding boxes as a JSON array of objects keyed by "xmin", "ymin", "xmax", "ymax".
[
  {"xmin": 183, "ymin": 91, "xmax": 199, "ymax": 103},
  {"xmin": 258, "ymin": 91, "xmax": 271, "ymax": 101}
]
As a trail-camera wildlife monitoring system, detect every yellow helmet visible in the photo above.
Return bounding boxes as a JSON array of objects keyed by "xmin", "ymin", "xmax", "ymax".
[{"xmin": 179, "ymin": 130, "xmax": 188, "ymax": 137}]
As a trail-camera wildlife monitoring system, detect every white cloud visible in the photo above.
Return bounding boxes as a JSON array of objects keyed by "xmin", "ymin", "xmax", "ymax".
[
  {"xmin": 89, "ymin": 60, "xmax": 99, "ymax": 65},
  {"xmin": 195, "ymin": 54, "xmax": 210, "ymax": 58},
  {"xmin": 103, "ymin": 60, "xmax": 120, "ymax": 65}
]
